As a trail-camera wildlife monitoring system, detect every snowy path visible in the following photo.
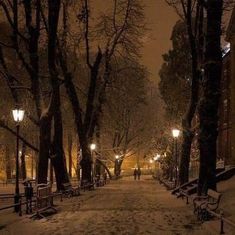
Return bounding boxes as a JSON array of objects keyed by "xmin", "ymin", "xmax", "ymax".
[{"xmin": 0, "ymin": 175, "xmax": 210, "ymax": 235}]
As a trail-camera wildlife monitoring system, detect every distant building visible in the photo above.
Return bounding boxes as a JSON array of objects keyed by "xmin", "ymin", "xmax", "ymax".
[{"xmin": 217, "ymin": 47, "xmax": 231, "ymax": 164}]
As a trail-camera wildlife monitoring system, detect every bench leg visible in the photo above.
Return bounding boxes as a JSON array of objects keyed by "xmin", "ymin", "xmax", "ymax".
[{"xmin": 220, "ymin": 218, "xmax": 225, "ymax": 234}]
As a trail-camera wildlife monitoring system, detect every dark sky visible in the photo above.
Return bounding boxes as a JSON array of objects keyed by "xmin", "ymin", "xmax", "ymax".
[{"xmin": 141, "ymin": 1, "xmax": 179, "ymax": 82}]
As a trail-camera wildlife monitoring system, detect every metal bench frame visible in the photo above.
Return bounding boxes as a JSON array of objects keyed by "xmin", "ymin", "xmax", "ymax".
[
  {"xmin": 32, "ymin": 183, "xmax": 57, "ymax": 219},
  {"xmin": 193, "ymin": 189, "xmax": 222, "ymax": 221},
  {"xmin": 62, "ymin": 182, "xmax": 80, "ymax": 197}
]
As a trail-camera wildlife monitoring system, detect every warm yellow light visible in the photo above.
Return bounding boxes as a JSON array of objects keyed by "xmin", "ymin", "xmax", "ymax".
[
  {"xmin": 149, "ymin": 159, "xmax": 153, "ymax": 164},
  {"xmin": 90, "ymin": 143, "xmax": 96, "ymax": 150},
  {"xmin": 154, "ymin": 154, "xmax": 160, "ymax": 161},
  {"xmin": 172, "ymin": 129, "xmax": 180, "ymax": 138},
  {"xmin": 115, "ymin": 155, "xmax": 119, "ymax": 159},
  {"xmin": 12, "ymin": 109, "xmax": 25, "ymax": 122}
]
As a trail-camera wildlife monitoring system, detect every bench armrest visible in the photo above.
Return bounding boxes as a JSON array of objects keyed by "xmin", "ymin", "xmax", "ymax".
[{"xmin": 193, "ymin": 195, "xmax": 208, "ymax": 203}]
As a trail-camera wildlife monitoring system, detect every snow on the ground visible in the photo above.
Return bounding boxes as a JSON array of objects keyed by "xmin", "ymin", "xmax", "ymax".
[
  {"xmin": 0, "ymin": 175, "xmax": 210, "ymax": 235},
  {"xmin": 203, "ymin": 175, "xmax": 235, "ymax": 234}
]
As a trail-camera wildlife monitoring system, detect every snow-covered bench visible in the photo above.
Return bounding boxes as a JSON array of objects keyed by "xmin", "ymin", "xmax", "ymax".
[
  {"xmin": 95, "ymin": 176, "xmax": 105, "ymax": 187},
  {"xmin": 193, "ymin": 189, "xmax": 222, "ymax": 221},
  {"xmin": 81, "ymin": 180, "xmax": 95, "ymax": 191},
  {"xmin": 32, "ymin": 183, "xmax": 57, "ymax": 218},
  {"xmin": 62, "ymin": 182, "xmax": 80, "ymax": 197},
  {"xmin": 177, "ymin": 185, "xmax": 197, "ymax": 204}
]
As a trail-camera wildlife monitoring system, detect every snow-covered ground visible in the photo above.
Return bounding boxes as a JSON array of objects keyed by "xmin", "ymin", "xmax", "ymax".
[
  {"xmin": 0, "ymin": 175, "xmax": 210, "ymax": 235},
  {"xmin": 202, "ymin": 175, "xmax": 235, "ymax": 234}
]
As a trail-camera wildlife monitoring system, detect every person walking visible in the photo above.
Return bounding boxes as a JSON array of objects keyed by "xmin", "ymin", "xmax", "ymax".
[
  {"xmin": 103, "ymin": 172, "xmax": 107, "ymax": 184},
  {"xmin": 137, "ymin": 168, "xmax": 141, "ymax": 180},
  {"xmin": 133, "ymin": 168, "xmax": 137, "ymax": 180}
]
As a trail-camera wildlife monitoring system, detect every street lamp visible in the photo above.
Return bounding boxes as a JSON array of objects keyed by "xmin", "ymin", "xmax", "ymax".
[
  {"xmin": 154, "ymin": 154, "xmax": 160, "ymax": 161},
  {"xmin": 172, "ymin": 129, "xmax": 180, "ymax": 138},
  {"xmin": 114, "ymin": 155, "xmax": 120, "ymax": 177},
  {"xmin": 90, "ymin": 143, "xmax": 96, "ymax": 151},
  {"xmin": 90, "ymin": 143, "xmax": 96, "ymax": 181},
  {"xmin": 172, "ymin": 128, "xmax": 180, "ymax": 187},
  {"xmin": 12, "ymin": 108, "xmax": 25, "ymax": 212}
]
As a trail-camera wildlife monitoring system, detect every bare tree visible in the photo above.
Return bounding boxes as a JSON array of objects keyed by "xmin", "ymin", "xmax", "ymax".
[{"xmin": 57, "ymin": 0, "xmax": 146, "ymax": 182}]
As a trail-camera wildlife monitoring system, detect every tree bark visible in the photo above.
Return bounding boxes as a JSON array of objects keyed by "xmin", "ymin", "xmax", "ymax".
[
  {"xmin": 61, "ymin": 57, "xmax": 93, "ymax": 183},
  {"xmin": 80, "ymin": 139, "xmax": 92, "ymax": 183},
  {"xmin": 51, "ymin": 95, "xmax": 70, "ymax": 190},
  {"xmin": 37, "ymin": 116, "xmax": 51, "ymax": 184},
  {"xmin": 198, "ymin": 0, "xmax": 223, "ymax": 195},
  {"xmin": 67, "ymin": 133, "xmax": 73, "ymax": 178}
]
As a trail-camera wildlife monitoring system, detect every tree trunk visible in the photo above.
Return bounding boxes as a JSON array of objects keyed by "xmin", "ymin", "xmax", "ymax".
[
  {"xmin": 37, "ymin": 116, "xmax": 51, "ymax": 184},
  {"xmin": 62, "ymin": 72, "xmax": 93, "ymax": 182},
  {"xmin": 179, "ymin": 131, "xmax": 194, "ymax": 184},
  {"xmin": 51, "ymin": 90, "xmax": 70, "ymax": 190},
  {"xmin": 115, "ymin": 159, "xmax": 123, "ymax": 177},
  {"xmin": 67, "ymin": 133, "xmax": 73, "ymax": 178},
  {"xmin": 47, "ymin": 0, "xmax": 70, "ymax": 190},
  {"xmin": 198, "ymin": 0, "xmax": 223, "ymax": 195},
  {"xmin": 179, "ymin": 1, "xmax": 202, "ymax": 185},
  {"xmin": 80, "ymin": 139, "xmax": 92, "ymax": 183}
]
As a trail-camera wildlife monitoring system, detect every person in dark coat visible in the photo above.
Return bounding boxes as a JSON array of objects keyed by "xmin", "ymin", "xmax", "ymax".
[
  {"xmin": 133, "ymin": 168, "xmax": 137, "ymax": 180},
  {"xmin": 137, "ymin": 168, "xmax": 141, "ymax": 180}
]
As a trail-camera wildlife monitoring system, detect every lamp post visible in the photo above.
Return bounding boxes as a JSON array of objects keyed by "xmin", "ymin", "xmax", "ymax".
[
  {"xmin": 115, "ymin": 155, "xmax": 120, "ymax": 176},
  {"xmin": 172, "ymin": 129, "xmax": 180, "ymax": 187},
  {"xmin": 90, "ymin": 143, "xmax": 96, "ymax": 181},
  {"xmin": 12, "ymin": 108, "xmax": 25, "ymax": 212}
]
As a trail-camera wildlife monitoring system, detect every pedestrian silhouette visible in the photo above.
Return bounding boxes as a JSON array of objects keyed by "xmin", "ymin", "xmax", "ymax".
[
  {"xmin": 103, "ymin": 172, "xmax": 107, "ymax": 184},
  {"xmin": 137, "ymin": 168, "xmax": 141, "ymax": 180},
  {"xmin": 133, "ymin": 168, "xmax": 137, "ymax": 180}
]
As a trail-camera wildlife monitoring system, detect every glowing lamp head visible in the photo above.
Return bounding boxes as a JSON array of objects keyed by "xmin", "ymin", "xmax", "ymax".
[
  {"xmin": 149, "ymin": 159, "xmax": 153, "ymax": 164},
  {"xmin": 90, "ymin": 143, "xmax": 96, "ymax": 150},
  {"xmin": 12, "ymin": 109, "xmax": 25, "ymax": 122},
  {"xmin": 154, "ymin": 154, "xmax": 160, "ymax": 161},
  {"xmin": 115, "ymin": 155, "xmax": 119, "ymax": 159},
  {"xmin": 172, "ymin": 129, "xmax": 180, "ymax": 138}
]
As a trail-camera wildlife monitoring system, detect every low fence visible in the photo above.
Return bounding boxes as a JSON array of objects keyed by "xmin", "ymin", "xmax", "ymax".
[{"xmin": 207, "ymin": 210, "xmax": 235, "ymax": 234}]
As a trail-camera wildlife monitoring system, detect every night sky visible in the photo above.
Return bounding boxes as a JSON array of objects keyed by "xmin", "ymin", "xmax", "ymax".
[
  {"xmin": 141, "ymin": 0, "xmax": 179, "ymax": 82},
  {"xmin": 95, "ymin": 0, "xmax": 179, "ymax": 82}
]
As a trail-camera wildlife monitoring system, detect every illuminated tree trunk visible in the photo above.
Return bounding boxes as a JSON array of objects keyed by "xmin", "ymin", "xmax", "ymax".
[{"xmin": 67, "ymin": 133, "xmax": 73, "ymax": 178}]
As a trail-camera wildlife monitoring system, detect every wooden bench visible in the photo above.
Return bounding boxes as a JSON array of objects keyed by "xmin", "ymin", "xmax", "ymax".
[
  {"xmin": 95, "ymin": 176, "xmax": 105, "ymax": 187},
  {"xmin": 81, "ymin": 180, "xmax": 95, "ymax": 191},
  {"xmin": 32, "ymin": 183, "xmax": 57, "ymax": 219},
  {"xmin": 177, "ymin": 185, "xmax": 197, "ymax": 204},
  {"xmin": 62, "ymin": 182, "xmax": 80, "ymax": 197},
  {"xmin": 193, "ymin": 189, "xmax": 222, "ymax": 221}
]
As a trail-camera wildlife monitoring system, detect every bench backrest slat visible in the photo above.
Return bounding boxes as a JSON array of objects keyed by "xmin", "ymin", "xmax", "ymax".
[{"xmin": 208, "ymin": 189, "xmax": 221, "ymax": 201}]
